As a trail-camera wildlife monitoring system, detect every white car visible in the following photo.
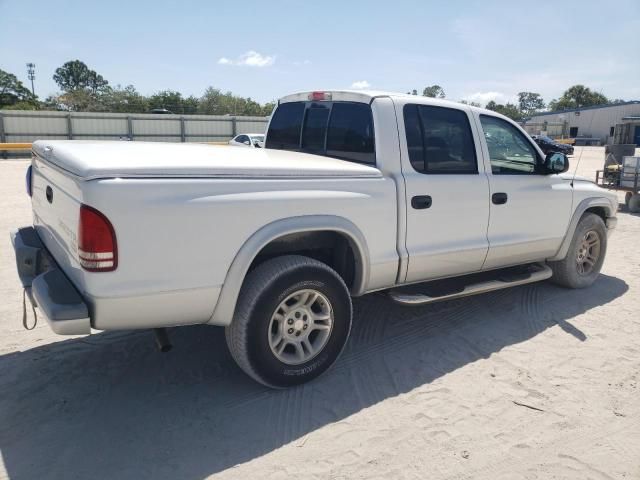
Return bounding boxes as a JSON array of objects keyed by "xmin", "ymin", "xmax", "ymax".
[
  {"xmin": 11, "ymin": 90, "xmax": 618, "ymax": 388},
  {"xmin": 228, "ymin": 133, "xmax": 264, "ymax": 148}
]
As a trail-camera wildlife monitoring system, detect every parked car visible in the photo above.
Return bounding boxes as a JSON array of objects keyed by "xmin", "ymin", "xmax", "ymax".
[
  {"xmin": 149, "ymin": 108, "xmax": 174, "ymax": 114},
  {"xmin": 532, "ymin": 135, "xmax": 575, "ymax": 155},
  {"xmin": 229, "ymin": 133, "xmax": 265, "ymax": 148},
  {"xmin": 12, "ymin": 90, "xmax": 617, "ymax": 388}
]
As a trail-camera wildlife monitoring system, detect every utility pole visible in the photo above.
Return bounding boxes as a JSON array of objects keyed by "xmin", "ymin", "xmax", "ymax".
[{"xmin": 26, "ymin": 63, "xmax": 36, "ymax": 96}]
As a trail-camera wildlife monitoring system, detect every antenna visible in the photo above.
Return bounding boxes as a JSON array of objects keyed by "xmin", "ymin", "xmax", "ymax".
[{"xmin": 26, "ymin": 63, "xmax": 36, "ymax": 96}]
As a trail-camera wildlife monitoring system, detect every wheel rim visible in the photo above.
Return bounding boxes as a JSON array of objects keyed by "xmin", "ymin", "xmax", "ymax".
[
  {"xmin": 268, "ymin": 289, "xmax": 334, "ymax": 365},
  {"xmin": 576, "ymin": 230, "xmax": 601, "ymax": 276}
]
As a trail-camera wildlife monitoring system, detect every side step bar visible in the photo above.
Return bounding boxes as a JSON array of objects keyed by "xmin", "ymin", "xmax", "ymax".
[{"xmin": 388, "ymin": 263, "xmax": 553, "ymax": 306}]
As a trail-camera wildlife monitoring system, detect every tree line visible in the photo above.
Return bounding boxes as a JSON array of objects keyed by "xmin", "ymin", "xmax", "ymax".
[
  {"xmin": 0, "ymin": 60, "xmax": 275, "ymax": 116},
  {"xmin": 0, "ymin": 60, "xmax": 626, "ymax": 119},
  {"xmin": 408, "ymin": 84, "xmax": 624, "ymax": 121}
]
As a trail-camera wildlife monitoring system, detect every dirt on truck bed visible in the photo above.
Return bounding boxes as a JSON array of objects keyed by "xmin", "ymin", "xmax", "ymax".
[{"xmin": 0, "ymin": 147, "xmax": 639, "ymax": 480}]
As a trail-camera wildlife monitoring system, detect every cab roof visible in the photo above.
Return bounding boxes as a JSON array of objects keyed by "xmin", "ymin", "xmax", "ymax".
[{"xmin": 278, "ymin": 89, "xmax": 493, "ymax": 115}]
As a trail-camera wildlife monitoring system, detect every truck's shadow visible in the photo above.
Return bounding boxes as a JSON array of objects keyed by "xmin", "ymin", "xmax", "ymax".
[{"xmin": 0, "ymin": 275, "xmax": 628, "ymax": 479}]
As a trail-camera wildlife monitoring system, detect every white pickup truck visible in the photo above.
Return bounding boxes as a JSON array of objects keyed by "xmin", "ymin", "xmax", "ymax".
[{"xmin": 12, "ymin": 90, "xmax": 618, "ymax": 388}]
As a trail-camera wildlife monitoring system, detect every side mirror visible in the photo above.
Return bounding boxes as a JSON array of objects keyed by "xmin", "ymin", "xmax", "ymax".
[{"xmin": 544, "ymin": 152, "xmax": 569, "ymax": 174}]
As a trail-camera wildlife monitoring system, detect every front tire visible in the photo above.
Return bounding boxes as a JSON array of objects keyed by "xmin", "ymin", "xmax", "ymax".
[
  {"xmin": 549, "ymin": 213, "xmax": 607, "ymax": 289},
  {"xmin": 225, "ymin": 255, "xmax": 352, "ymax": 388}
]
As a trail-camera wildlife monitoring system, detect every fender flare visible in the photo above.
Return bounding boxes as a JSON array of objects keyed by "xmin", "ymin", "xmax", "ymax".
[
  {"xmin": 548, "ymin": 197, "xmax": 615, "ymax": 261},
  {"xmin": 208, "ymin": 215, "xmax": 371, "ymax": 326}
]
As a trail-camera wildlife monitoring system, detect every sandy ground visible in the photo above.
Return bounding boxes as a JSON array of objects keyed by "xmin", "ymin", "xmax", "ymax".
[{"xmin": 0, "ymin": 147, "xmax": 639, "ymax": 480}]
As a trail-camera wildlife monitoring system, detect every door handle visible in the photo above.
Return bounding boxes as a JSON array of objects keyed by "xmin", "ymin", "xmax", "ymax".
[
  {"xmin": 411, "ymin": 195, "xmax": 432, "ymax": 209},
  {"xmin": 492, "ymin": 192, "xmax": 508, "ymax": 205}
]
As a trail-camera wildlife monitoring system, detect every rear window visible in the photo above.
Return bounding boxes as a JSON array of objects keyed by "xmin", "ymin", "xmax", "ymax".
[
  {"xmin": 265, "ymin": 102, "xmax": 305, "ymax": 150},
  {"xmin": 266, "ymin": 101, "xmax": 375, "ymax": 165},
  {"xmin": 301, "ymin": 104, "xmax": 330, "ymax": 152}
]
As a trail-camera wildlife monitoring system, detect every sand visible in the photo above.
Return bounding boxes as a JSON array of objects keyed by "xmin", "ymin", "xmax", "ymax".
[{"xmin": 0, "ymin": 147, "xmax": 638, "ymax": 479}]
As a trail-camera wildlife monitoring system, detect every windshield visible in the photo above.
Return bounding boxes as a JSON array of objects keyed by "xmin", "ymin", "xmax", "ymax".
[{"xmin": 540, "ymin": 136, "xmax": 554, "ymax": 143}]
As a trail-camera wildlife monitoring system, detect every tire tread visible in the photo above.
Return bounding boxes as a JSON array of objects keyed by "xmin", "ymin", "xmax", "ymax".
[
  {"xmin": 549, "ymin": 212, "xmax": 606, "ymax": 289},
  {"xmin": 225, "ymin": 255, "xmax": 350, "ymax": 388}
]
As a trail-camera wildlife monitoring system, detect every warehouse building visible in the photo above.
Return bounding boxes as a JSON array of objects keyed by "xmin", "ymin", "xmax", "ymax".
[{"xmin": 524, "ymin": 101, "xmax": 640, "ymax": 146}]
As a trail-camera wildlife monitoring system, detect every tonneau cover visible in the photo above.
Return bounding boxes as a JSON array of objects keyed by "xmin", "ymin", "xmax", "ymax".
[{"xmin": 32, "ymin": 140, "xmax": 382, "ymax": 180}]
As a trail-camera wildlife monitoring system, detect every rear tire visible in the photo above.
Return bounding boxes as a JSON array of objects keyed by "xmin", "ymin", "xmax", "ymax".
[
  {"xmin": 549, "ymin": 213, "xmax": 607, "ymax": 289},
  {"xmin": 225, "ymin": 255, "xmax": 352, "ymax": 388}
]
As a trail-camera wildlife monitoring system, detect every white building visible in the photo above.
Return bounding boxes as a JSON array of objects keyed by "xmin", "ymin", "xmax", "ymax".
[{"xmin": 525, "ymin": 101, "xmax": 640, "ymax": 145}]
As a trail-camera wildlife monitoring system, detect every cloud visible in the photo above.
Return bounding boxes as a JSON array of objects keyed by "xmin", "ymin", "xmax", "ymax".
[
  {"xmin": 351, "ymin": 80, "xmax": 371, "ymax": 89},
  {"xmin": 218, "ymin": 51, "xmax": 275, "ymax": 67},
  {"xmin": 463, "ymin": 91, "xmax": 509, "ymax": 105}
]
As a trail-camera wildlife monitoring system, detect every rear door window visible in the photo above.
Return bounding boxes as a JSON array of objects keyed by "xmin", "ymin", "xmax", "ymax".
[
  {"xmin": 266, "ymin": 101, "xmax": 376, "ymax": 165},
  {"xmin": 403, "ymin": 104, "xmax": 477, "ymax": 174}
]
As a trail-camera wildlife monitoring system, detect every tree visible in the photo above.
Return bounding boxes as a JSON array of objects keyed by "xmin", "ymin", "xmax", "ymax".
[
  {"xmin": 423, "ymin": 85, "xmax": 445, "ymax": 98},
  {"xmin": 148, "ymin": 90, "xmax": 185, "ymax": 113},
  {"xmin": 0, "ymin": 68, "xmax": 37, "ymax": 108},
  {"xmin": 53, "ymin": 60, "xmax": 109, "ymax": 93},
  {"xmin": 458, "ymin": 100, "xmax": 482, "ymax": 107},
  {"xmin": 517, "ymin": 92, "xmax": 545, "ymax": 116},
  {"xmin": 100, "ymin": 85, "xmax": 149, "ymax": 113},
  {"xmin": 198, "ymin": 87, "xmax": 274, "ymax": 116},
  {"xmin": 51, "ymin": 89, "xmax": 105, "ymax": 112},
  {"xmin": 485, "ymin": 101, "xmax": 522, "ymax": 121},
  {"xmin": 548, "ymin": 85, "xmax": 608, "ymax": 111},
  {"xmin": 262, "ymin": 101, "xmax": 276, "ymax": 116},
  {"xmin": 183, "ymin": 95, "xmax": 200, "ymax": 114}
]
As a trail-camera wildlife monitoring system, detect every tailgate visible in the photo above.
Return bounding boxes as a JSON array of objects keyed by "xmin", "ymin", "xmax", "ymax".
[{"xmin": 31, "ymin": 153, "xmax": 86, "ymax": 292}]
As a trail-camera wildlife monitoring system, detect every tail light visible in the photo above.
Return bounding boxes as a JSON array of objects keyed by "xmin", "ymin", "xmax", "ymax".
[{"xmin": 78, "ymin": 204, "xmax": 117, "ymax": 272}]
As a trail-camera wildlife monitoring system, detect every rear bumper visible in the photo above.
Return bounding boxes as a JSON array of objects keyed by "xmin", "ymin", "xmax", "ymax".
[{"xmin": 10, "ymin": 227, "xmax": 91, "ymax": 335}]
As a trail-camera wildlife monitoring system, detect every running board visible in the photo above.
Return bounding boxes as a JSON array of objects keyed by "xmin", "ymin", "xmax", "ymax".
[{"xmin": 388, "ymin": 263, "xmax": 553, "ymax": 306}]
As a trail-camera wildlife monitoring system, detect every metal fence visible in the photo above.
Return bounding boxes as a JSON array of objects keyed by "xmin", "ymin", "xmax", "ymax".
[{"xmin": 0, "ymin": 110, "xmax": 270, "ymax": 157}]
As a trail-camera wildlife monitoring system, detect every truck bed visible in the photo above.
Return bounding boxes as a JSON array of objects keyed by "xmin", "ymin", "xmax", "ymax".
[{"xmin": 27, "ymin": 140, "xmax": 399, "ymax": 331}]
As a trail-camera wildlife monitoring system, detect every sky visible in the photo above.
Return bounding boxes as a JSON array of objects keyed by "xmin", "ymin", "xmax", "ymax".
[{"xmin": 1, "ymin": 0, "xmax": 639, "ymax": 106}]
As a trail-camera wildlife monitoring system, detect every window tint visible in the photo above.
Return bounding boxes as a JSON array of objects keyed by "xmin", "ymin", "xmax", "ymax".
[
  {"xmin": 265, "ymin": 102, "xmax": 305, "ymax": 149},
  {"xmin": 479, "ymin": 115, "xmax": 540, "ymax": 174},
  {"xmin": 266, "ymin": 101, "xmax": 375, "ymax": 165},
  {"xmin": 301, "ymin": 104, "xmax": 330, "ymax": 152},
  {"xmin": 326, "ymin": 103, "xmax": 375, "ymax": 164},
  {"xmin": 236, "ymin": 135, "xmax": 249, "ymax": 143},
  {"xmin": 403, "ymin": 104, "xmax": 477, "ymax": 174}
]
